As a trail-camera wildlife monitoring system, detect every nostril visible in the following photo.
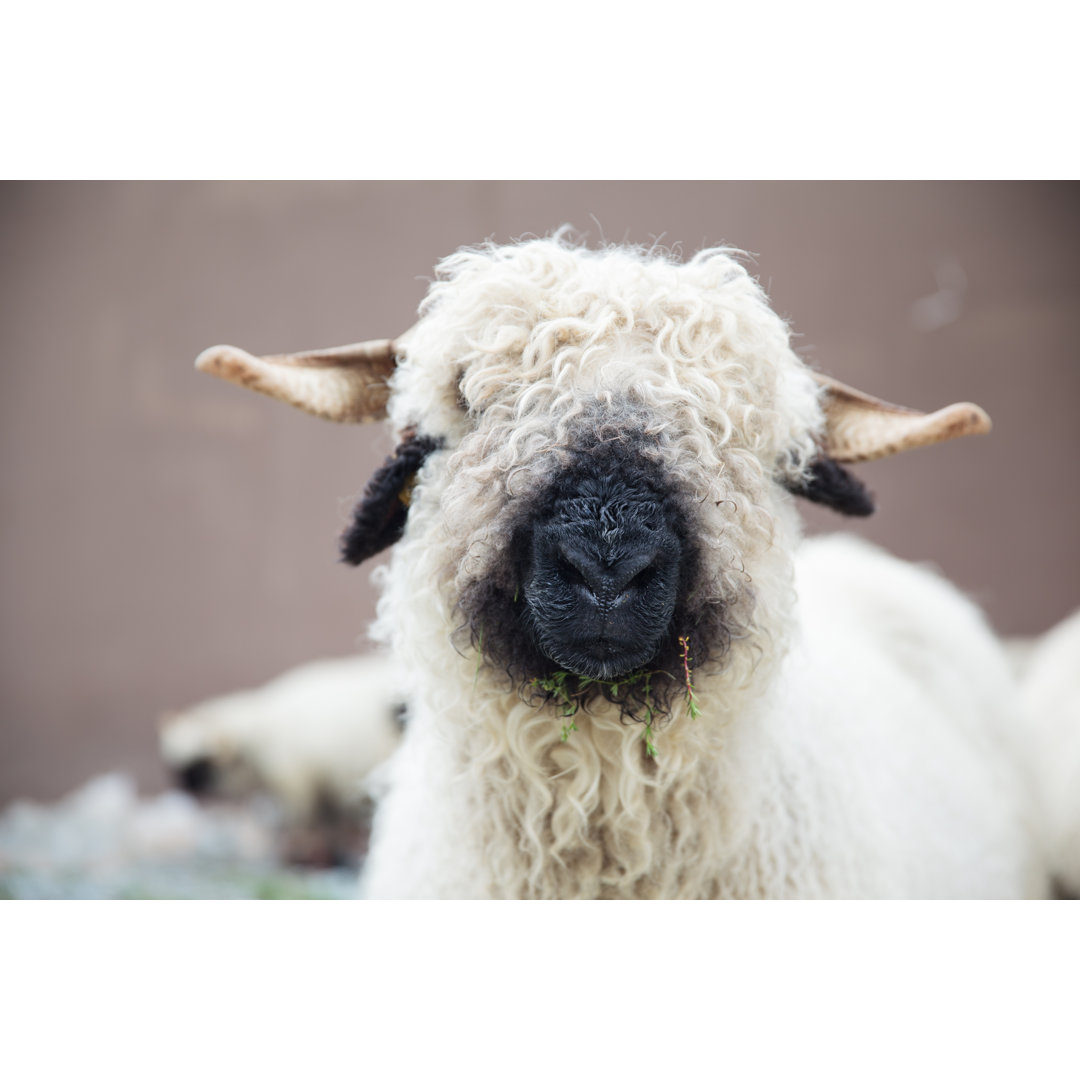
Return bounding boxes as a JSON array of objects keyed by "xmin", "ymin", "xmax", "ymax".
[
  {"xmin": 611, "ymin": 560, "xmax": 660, "ymax": 607},
  {"xmin": 627, "ymin": 560, "xmax": 658, "ymax": 592},
  {"xmin": 557, "ymin": 554, "xmax": 595, "ymax": 596}
]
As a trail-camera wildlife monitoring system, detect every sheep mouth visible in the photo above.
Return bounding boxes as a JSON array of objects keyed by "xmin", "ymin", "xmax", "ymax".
[{"xmin": 533, "ymin": 634, "xmax": 663, "ymax": 682}]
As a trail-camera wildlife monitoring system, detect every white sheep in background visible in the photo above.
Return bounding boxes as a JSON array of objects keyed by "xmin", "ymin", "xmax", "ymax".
[
  {"xmin": 198, "ymin": 234, "xmax": 1047, "ymax": 898},
  {"xmin": 160, "ymin": 653, "xmax": 404, "ymax": 865},
  {"xmin": 1018, "ymin": 609, "xmax": 1080, "ymax": 896}
]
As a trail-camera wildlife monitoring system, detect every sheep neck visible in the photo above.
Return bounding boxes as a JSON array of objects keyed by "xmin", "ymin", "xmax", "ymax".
[{"xmin": 431, "ymin": 658, "xmax": 785, "ymax": 899}]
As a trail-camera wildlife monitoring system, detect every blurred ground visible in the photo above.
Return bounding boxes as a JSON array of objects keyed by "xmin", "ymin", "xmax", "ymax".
[{"xmin": 0, "ymin": 772, "xmax": 356, "ymax": 899}]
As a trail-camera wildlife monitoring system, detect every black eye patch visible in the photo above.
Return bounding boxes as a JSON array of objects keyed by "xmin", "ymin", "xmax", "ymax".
[
  {"xmin": 340, "ymin": 432, "xmax": 441, "ymax": 565},
  {"xmin": 782, "ymin": 456, "xmax": 875, "ymax": 517}
]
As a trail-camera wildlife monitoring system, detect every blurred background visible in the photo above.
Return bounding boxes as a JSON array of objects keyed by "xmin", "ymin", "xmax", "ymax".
[{"xmin": 1, "ymin": 181, "xmax": 1077, "ymax": 892}]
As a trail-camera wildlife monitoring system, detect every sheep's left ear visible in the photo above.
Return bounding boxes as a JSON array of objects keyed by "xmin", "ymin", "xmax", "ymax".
[
  {"xmin": 813, "ymin": 372, "xmax": 991, "ymax": 464},
  {"xmin": 340, "ymin": 431, "xmax": 440, "ymax": 565}
]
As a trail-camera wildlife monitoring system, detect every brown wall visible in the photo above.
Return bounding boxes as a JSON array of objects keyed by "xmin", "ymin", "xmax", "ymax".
[{"xmin": 2, "ymin": 181, "xmax": 1078, "ymax": 803}]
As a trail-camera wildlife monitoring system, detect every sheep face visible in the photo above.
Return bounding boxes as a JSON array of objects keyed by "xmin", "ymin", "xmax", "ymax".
[
  {"xmin": 159, "ymin": 713, "xmax": 261, "ymax": 801},
  {"xmin": 431, "ymin": 398, "xmax": 790, "ymax": 717},
  {"xmin": 375, "ymin": 240, "xmax": 825, "ymax": 715}
]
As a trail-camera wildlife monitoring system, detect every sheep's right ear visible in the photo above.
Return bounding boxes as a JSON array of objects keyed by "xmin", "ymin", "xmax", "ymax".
[
  {"xmin": 195, "ymin": 327, "xmax": 415, "ymax": 423},
  {"xmin": 340, "ymin": 431, "xmax": 441, "ymax": 565}
]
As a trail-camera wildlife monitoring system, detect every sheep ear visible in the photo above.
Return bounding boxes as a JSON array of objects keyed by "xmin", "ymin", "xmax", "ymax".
[
  {"xmin": 341, "ymin": 432, "xmax": 440, "ymax": 565},
  {"xmin": 813, "ymin": 372, "xmax": 991, "ymax": 463},
  {"xmin": 783, "ymin": 457, "xmax": 875, "ymax": 516},
  {"xmin": 195, "ymin": 327, "xmax": 415, "ymax": 423}
]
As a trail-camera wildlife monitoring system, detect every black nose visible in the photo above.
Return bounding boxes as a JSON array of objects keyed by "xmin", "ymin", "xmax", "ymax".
[
  {"xmin": 175, "ymin": 756, "xmax": 216, "ymax": 795},
  {"xmin": 554, "ymin": 544, "xmax": 666, "ymax": 609},
  {"xmin": 524, "ymin": 477, "xmax": 682, "ymax": 680}
]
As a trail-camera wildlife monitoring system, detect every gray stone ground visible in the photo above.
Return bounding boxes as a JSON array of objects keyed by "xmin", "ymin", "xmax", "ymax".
[{"xmin": 0, "ymin": 773, "xmax": 358, "ymax": 899}]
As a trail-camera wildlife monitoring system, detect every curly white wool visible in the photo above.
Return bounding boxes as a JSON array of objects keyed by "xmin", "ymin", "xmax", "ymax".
[{"xmin": 359, "ymin": 235, "xmax": 1045, "ymax": 899}]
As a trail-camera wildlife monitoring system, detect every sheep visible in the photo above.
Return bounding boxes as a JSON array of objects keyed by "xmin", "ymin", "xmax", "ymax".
[
  {"xmin": 1017, "ymin": 609, "xmax": 1080, "ymax": 896},
  {"xmin": 196, "ymin": 234, "xmax": 1047, "ymax": 898},
  {"xmin": 160, "ymin": 653, "xmax": 405, "ymax": 865}
]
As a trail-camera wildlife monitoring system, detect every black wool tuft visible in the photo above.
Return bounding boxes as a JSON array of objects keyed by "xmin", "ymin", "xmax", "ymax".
[
  {"xmin": 783, "ymin": 457, "xmax": 875, "ymax": 516},
  {"xmin": 340, "ymin": 433, "xmax": 441, "ymax": 565}
]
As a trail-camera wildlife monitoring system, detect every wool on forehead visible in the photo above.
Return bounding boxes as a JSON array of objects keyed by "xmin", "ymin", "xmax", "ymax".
[{"xmin": 387, "ymin": 234, "xmax": 825, "ymax": 479}]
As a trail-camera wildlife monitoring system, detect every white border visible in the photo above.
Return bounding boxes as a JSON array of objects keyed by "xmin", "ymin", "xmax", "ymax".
[
  {"xmin": 3, "ymin": 902, "xmax": 1074, "ymax": 1078},
  {"xmin": 4, "ymin": 3, "xmax": 1077, "ymax": 178}
]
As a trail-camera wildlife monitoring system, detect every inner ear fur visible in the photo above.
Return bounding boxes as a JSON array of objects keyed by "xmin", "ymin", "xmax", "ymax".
[
  {"xmin": 782, "ymin": 456, "xmax": 875, "ymax": 517},
  {"xmin": 340, "ymin": 432, "xmax": 441, "ymax": 565}
]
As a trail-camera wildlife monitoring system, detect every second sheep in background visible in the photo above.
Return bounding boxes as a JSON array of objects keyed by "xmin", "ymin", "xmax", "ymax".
[{"xmin": 160, "ymin": 653, "xmax": 405, "ymax": 867}]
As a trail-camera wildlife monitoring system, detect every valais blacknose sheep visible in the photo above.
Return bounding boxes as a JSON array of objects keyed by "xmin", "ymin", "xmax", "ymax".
[
  {"xmin": 198, "ymin": 235, "xmax": 1046, "ymax": 898},
  {"xmin": 160, "ymin": 654, "xmax": 404, "ymax": 863}
]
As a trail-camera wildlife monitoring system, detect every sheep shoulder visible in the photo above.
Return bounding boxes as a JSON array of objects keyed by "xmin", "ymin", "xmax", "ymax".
[{"xmin": 775, "ymin": 534, "xmax": 1045, "ymax": 897}]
